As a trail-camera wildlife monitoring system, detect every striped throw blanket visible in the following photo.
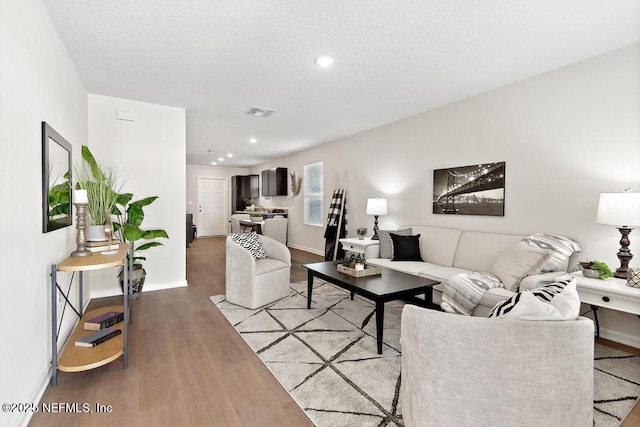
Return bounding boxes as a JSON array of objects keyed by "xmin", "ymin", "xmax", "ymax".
[{"xmin": 441, "ymin": 272, "xmax": 503, "ymax": 316}]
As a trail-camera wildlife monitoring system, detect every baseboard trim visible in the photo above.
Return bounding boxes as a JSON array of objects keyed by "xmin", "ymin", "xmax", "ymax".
[
  {"xmin": 599, "ymin": 327, "xmax": 640, "ymax": 349},
  {"xmin": 20, "ymin": 368, "xmax": 51, "ymax": 427},
  {"xmin": 89, "ymin": 280, "xmax": 188, "ymax": 299},
  {"xmin": 287, "ymin": 244, "xmax": 324, "ymax": 256}
]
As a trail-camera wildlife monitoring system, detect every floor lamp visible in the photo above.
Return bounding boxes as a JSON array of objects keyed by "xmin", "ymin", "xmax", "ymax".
[
  {"xmin": 596, "ymin": 192, "xmax": 640, "ymax": 279},
  {"xmin": 367, "ymin": 197, "xmax": 387, "ymax": 240}
]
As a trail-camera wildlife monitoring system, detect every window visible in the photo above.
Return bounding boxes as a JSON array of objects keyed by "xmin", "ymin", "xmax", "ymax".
[{"xmin": 303, "ymin": 161, "xmax": 323, "ymax": 226}]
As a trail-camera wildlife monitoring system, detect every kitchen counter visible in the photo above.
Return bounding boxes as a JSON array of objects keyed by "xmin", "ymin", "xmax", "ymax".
[{"xmin": 235, "ymin": 210, "xmax": 288, "ymax": 218}]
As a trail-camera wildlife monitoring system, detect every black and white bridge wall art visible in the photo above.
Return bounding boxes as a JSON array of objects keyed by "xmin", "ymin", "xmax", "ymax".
[{"xmin": 433, "ymin": 162, "xmax": 506, "ymax": 216}]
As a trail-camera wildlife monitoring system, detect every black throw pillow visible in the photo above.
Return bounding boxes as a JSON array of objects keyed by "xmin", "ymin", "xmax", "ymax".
[{"xmin": 390, "ymin": 233, "xmax": 422, "ymax": 261}]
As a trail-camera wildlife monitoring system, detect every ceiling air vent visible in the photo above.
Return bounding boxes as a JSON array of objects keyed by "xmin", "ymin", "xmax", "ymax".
[{"xmin": 245, "ymin": 107, "xmax": 276, "ymax": 118}]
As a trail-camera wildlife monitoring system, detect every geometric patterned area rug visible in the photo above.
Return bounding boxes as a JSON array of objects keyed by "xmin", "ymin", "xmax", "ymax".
[{"xmin": 211, "ymin": 280, "xmax": 640, "ymax": 427}]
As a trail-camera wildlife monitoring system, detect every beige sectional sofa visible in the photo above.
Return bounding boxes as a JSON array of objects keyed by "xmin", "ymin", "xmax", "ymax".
[{"xmin": 365, "ymin": 225, "xmax": 567, "ymax": 316}]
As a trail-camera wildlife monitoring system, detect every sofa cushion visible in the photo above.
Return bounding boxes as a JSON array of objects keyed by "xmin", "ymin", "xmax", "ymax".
[
  {"xmin": 402, "ymin": 225, "xmax": 462, "ymax": 266},
  {"xmin": 391, "ymin": 233, "xmax": 422, "ymax": 261},
  {"xmin": 491, "ymin": 240, "xmax": 551, "ymax": 291},
  {"xmin": 417, "ymin": 265, "xmax": 471, "ymax": 282},
  {"xmin": 488, "ymin": 277, "xmax": 579, "ymax": 320},
  {"xmin": 367, "ymin": 258, "xmax": 428, "ymax": 276},
  {"xmin": 453, "ymin": 231, "xmax": 524, "ymax": 272},
  {"xmin": 377, "ymin": 228, "xmax": 412, "ymax": 259},
  {"xmin": 230, "ymin": 232, "xmax": 267, "ymax": 259},
  {"xmin": 524, "ymin": 233, "xmax": 582, "ymax": 272}
]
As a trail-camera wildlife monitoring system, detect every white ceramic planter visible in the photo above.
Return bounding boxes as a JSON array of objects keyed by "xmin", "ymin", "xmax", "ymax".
[{"xmin": 87, "ymin": 225, "xmax": 107, "ymax": 241}]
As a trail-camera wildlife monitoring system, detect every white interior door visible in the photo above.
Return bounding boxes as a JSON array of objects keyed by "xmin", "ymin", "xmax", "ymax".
[{"xmin": 197, "ymin": 177, "xmax": 225, "ymax": 236}]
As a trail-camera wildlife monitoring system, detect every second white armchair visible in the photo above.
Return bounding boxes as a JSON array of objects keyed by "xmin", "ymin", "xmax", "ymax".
[{"xmin": 225, "ymin": 234, "xmax": 291, "ymax": 309}]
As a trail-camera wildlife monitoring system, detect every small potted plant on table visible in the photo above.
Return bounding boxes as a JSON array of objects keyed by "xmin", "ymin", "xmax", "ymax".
[
  {"xmin": 579, "ymin": 260, "xmax": 613, "ymax": 279},
  {"xmin": 356, "ymin": 227, "xmax": 368, "ymax": 240}
]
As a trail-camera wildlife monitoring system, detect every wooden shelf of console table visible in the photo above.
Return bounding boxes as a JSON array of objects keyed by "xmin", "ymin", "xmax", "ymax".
[
  {"xmin": 50, "ymin": 244, "xmax": 131, "ymax": 386},
  {"xmin": 58, "ymin": 305, "xmax": 125, "ymax": 372},
  {"xmin": 57, "ymin": 244, "xmax": 129, "ymax": 271}
]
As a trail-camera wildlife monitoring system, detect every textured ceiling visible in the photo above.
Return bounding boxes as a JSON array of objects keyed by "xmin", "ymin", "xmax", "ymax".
[{"xmin": 43, "ymin": 0, "xmax": 640, "ymax": 167}]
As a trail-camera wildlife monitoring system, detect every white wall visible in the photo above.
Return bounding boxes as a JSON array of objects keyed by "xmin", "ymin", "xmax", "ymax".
[
  {"xmin": 185, "ymin": 164, "xmax": 249, "ymax": 234},
  {"xmin": 251, "ymin": 44, "xmax": 640, "ymax": 346},
  {"xmin": 0, "ymin": 1, "xmax": 87, "ymax": 426},
  {"xmin": 87, "ymin": 95, "xmax": 187, "ymax": 297}
]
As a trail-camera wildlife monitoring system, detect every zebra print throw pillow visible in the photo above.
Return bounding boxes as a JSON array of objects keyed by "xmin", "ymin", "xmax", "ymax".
[
  {"xmin": 230, "ymin": 232, "xmax": 268, "ymax": 260},
  {"xmin": 488, "ymin": 277, "xmax": 580, "ymax": 321}
]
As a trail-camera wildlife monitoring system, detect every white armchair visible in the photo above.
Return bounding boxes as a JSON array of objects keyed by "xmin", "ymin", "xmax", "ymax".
[
  {"xmin": 401, "ymin": 305, "xmax": 594, "ymax": 426},
  {"xmin": 262, "ymin": 216, "xmax": 288, "ymax": 245},
  {"xmin": 225, "ymin": 234, "xmax": 291, "ymax": 309}
]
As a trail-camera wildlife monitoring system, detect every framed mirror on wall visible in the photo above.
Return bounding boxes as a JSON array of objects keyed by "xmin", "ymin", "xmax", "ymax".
[{"xmin": 42, "ymin": 122, "xmax": 72, "ymax": 233}]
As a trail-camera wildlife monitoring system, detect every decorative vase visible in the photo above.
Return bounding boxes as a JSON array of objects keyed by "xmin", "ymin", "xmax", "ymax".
[
  {"xmin": 358, "ymin": 235, "xmax": 364, "ymax": 240},
  {"xmin": 627, "ymin": 268, "xmax": 640, "ymax": 288},
  {"xmin": 582, "ymin": 267, "xmax": 601, "ymax": 279},
  {"xmin": 119, "ymin": 264, "xmax": 147, "ymax": 299},
  {"xmin": 87, "ymin": 225, "xmax": 107, "ymax": 242}
]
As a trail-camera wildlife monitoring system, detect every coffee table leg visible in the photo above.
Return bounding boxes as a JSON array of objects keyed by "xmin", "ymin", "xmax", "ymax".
[
  {"xmin": 350, "ymin": 291, "xmax": 355, "ymax": 300},
  {"xmin": 425, "ymin": 288, "xmax": 433, "ymax": 306},
  {"xmin": 375, "ymin": 300, "xmax": 384, "ymax": 354},
  {"xmin": 307, "ymin": 270, "xmax": 313, "ymax": 309}
]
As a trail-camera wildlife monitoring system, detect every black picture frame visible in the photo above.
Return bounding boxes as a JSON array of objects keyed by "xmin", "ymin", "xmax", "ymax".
[
  {"xmin": 42, "ymin": 122, "xmax": 73, "ymax": 232},
  {"xmin": 432, "ymin": 162, "xmax": 505, "ymax": 216}
]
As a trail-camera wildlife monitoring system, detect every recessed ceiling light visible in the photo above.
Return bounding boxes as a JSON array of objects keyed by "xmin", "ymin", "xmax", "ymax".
[
  {"xmin": 315, "ymin": 55, "xmax": 335, "ymax": 67},
  {"xmin": 218, "ymin": 157, "xmax": 224, "ymax": 162},
  {"xmin": 211, "ymin": 162, "xmax": 217, "ymax": 166},
  {"xmin": 249, "ymin": 138, "xmax": 257, "ymax": 143},
  {"xmin": 227, "ymin": 153, "xmax": 233, "ymax": 158}
]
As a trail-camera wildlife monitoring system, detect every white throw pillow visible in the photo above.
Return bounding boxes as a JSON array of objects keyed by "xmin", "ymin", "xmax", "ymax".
[
  {"xmin": 491, "ymin": 240, "xmax": 551, "ymax": 291},
  {"xmin": 524, "ymin": 233, "xmax": 582, "ymax": 272},
  {"xmin": 489, "ymin": 277, "xmax": 580, "ymax": 321}
]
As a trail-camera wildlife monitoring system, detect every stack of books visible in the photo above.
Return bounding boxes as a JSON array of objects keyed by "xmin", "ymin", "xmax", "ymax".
[
  {"xmin": 74, "ymin": 311, "xmax": 124, "ymax": 348},
  {"xmin": 86, "ymin": 240, "xmax": 120, "ymax": 253}
]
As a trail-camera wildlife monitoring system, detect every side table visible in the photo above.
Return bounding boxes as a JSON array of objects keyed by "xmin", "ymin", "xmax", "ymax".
[
  {"xmin": 572, "ymin": 271, "xmax": 640, "ymax": 337},
  {"xmin": 339, "ymin": 237, "xmax": 380, "ymax": 259}
]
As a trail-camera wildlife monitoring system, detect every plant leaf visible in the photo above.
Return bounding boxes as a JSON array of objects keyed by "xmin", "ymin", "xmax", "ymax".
[
  {"xmin": 135, "ymin": 242, "xmax": 164, "ymax": 252},
  {"xmin": 141, "ymin": 229, "xmax": 169, "ymax": 239},
  {"xmin": 81, "ymin": 145, "xmax": 105, "ymax": 181}
]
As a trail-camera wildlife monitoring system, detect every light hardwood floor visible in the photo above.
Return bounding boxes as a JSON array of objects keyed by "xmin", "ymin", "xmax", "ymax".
[{"xmin": 30, "ymin": 236, "xmax": 639, "ymax": 426}]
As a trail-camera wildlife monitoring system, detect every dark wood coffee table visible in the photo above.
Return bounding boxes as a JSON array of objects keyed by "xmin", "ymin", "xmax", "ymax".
[{"xmin": 303, "ymin": 261, "xmax": 440, "ymax": 354}]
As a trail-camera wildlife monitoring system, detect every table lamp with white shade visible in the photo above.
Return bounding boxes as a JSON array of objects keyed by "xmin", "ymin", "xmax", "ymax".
[
  {"xmin": 366, "ymin": 197, "xmax": 388, "ymax": 240},
  {"xmin": 596, "ymin": 191, "xmax": 640, "ymax": 279}
]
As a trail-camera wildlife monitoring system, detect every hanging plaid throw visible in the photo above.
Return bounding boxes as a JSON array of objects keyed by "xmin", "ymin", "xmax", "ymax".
[
  {"xmin": 324, "ymin": 188, "xmax": 348, "ymax": 261},
  {"xmin": 326, "ymin": 188, "xmax": 347, "ymax": 228}
]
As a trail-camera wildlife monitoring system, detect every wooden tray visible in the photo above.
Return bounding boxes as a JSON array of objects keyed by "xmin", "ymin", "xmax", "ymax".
[{"xmin": 337, "ymin": 264, "xmax": 382, "ymax": 278}]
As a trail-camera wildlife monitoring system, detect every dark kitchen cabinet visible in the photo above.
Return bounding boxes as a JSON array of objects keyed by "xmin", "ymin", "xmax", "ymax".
[
  {"xmin": 231, "ymin": 174, "xmax": 259, "ymax": 213},
  {"xmin": 261, "ymin": 167, "xmax": 288, "ymax": 196}
]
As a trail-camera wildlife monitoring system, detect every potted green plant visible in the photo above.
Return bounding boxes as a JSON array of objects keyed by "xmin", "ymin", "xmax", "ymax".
[
  {"xmin": 75, "ymin": 146, "xmax": 123, "ymax": 241},
  {"xmin": 356, "ymin": 227, "xmax": 368, "ymax": 240},
  {"xmin": 113, "ymin": 192, "xmax": 169, "ymax": 298},
  {"xmin": 579, "ymin": 260, "xmax": 613, "ymax": 279}
]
